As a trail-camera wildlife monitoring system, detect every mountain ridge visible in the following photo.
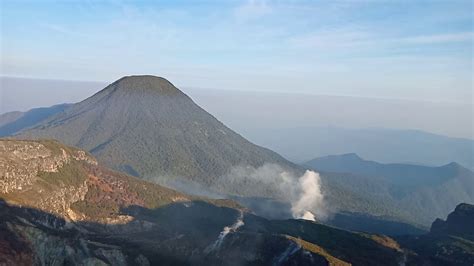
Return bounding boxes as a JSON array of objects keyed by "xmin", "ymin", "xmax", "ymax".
[
  {"xmin": 243, "ymin": 126, "xmax": 474, "ymax": 170},
  {"xmin": 0, "ymin": 103, "xmax": 71, "ymax": 137},
  {"xmin": 305, "ymin": 153, "xmax": 471, "ymax": 187},
  {"xmin": 305, "ymin": 153, "xmax": 474, "ymax": 225}
]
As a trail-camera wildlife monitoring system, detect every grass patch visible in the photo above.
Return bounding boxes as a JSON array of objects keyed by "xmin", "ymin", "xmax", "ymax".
[{"xmin": 37, "ymin": 161, "xmax": 86, "ymax": 188}]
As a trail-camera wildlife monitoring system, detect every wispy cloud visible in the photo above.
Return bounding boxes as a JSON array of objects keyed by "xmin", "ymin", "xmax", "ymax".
[
  {"xmin": 287, "ymin": 28, "xmax": 372, "ymax": 50},
  {"xmin": 40, "ymin": 23, "xmax": 76, "ymax": 36},
  {"xmin": 397, "ymin": 32, "xmax": 473, "ymax": 44},
  {"xmin": 233, "ymin": 0, "xmax": 273, "ymax": 22},
  {"xmin": 287, "ymin": 27, "xmax": 473, "ymax": 54}
]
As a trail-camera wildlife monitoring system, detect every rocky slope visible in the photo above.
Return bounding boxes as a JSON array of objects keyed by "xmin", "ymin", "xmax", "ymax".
[
  {"xmin": 0, "ymin": 139, "xmax": 238, "ymax": 223},
  {"xmin": 1, "ymin": 139, "xmax": 414, "ymax": 265}
]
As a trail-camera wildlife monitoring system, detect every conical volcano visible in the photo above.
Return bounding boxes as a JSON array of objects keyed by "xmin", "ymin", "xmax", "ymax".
[{"xmin": 19, "ymin": 75, "xmax": 298, "ymax": 184}]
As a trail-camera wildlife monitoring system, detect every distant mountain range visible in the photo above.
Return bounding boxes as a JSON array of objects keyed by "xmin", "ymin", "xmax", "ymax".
[
  {"xmin": 0, "ymin": 103, "xmax": 71, "ymax": 136},
  {"xmin": 243, "ymin": 127, "xmax": 474, "ymax": 170},
  {"xmin": 305, "ymin": 153, "xmax": 474, "ymax": 226}
]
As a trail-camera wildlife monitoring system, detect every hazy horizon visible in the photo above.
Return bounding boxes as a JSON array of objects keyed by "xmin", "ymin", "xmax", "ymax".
[{"xmin": 1, "ymin": 76, "xmax": 472, "ymax": 140}]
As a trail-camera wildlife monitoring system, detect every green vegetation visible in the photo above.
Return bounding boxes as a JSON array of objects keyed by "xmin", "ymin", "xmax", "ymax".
[
  {"xmin": 37, "ymin": 160, "xmax": 86, "ymax": 188},
  {"xmin": 18, "ymin": 75, "xmax": 299, "ymax": 186},
  {"xmin": 306, "ymin": 154, "xmax": 474, "ymax": 226}
]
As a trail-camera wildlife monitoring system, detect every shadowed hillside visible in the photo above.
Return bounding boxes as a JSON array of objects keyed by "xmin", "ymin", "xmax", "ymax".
[{"xmin": 397, "ymin": 203, "xmax": 474, "ymax": 266}]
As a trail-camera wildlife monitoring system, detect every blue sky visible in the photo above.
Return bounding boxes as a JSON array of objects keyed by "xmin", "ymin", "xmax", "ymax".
[{"xmin": 1, "ymin": 0, "xmax": 473, "ymax": 102}]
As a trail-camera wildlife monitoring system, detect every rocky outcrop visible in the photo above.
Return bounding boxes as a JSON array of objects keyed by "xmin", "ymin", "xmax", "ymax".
[
  {"xmin": 0, "ymin": 140, "xmax": 96, "ymax": 194},
  {"xmin": 431, "ymin": 203, "xmax": 474, "ymax": 240},
  {"xmin": 0, "ymin": 140, "xmax": 98, "ymax": 221},
  {"xmin": 396, "ymin": 203, "xmax": 474, "ymax": 265}
]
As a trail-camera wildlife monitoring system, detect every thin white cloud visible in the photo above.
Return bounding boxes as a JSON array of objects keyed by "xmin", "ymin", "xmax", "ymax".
[
  {"xmin": 397, "ymin": 32, "xmax": 473, "ymax": 44},
  {"xmin": 288, "ymin": 27, "xmax": 473, "ymax": 53},
  {"xmin": 233, "ymin": 0, "xmax": 273, "ymax": 22},
  {"xmin": 287, "ymin": 28, "xmax": 372, "ymax": 50},
  {"xmin": 41, "ymin": 23, "xmax": 76, "ymax": 36}
]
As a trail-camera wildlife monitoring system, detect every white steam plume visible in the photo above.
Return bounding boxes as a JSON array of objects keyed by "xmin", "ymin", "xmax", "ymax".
[
  {"xmin": 205, "ymin": 210, "xmax": 244, "ymax": 253},
  {"xmin": 216, "ymin": 164, "xmax": 327, "ymax": 221},
  {"xmin": 289, "ymin": 170, "xmax": 324, "ymax": 221}
]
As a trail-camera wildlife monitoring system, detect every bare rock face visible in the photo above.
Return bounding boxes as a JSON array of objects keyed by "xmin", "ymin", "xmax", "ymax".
[
  {"xmin": 0, "ymin": 140, "xmax": 98, "ymax": 219},
  {"xmin": 0, "ymin": 139, "xmax": 195, "ymax": 224},
  {"xmin": 0, "ymin": 139, "xmax": 241, "ymax": 226},
  {"xmin": 0, "ymin": 140, "xmax": 96, "ymax": 194}
]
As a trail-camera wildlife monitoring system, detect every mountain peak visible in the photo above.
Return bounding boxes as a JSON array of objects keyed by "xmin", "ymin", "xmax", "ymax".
[
  {"xmin": 439, "ymin": 162, "xmax": 471, "ymax": 175},
  {"xmin": 454, "ymin": 203, "xmax": 474, "ymax": 213},
  {"xmin": 443, "ymin": 162, "xmax": 462, "ymax": 169},
  {"xmin": 339, "ymin": 153, "xmax": 363, "ymax": 160},
  {"xmin": 117, "ymin": 74, "xmax": 169, "ymax": 83},
  {"xmin": 18, "ymin": 75, "xmax": 296, "ymax": 182},
  {"xmin": 109, "ymin": 75, "xmax": 184, "ymax": 96}
]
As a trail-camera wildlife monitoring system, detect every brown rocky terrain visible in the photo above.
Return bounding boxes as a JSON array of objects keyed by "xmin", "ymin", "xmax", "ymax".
[{"xmin": 0, "ymin": 139, "xmax": 414, "ymax": 265}]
